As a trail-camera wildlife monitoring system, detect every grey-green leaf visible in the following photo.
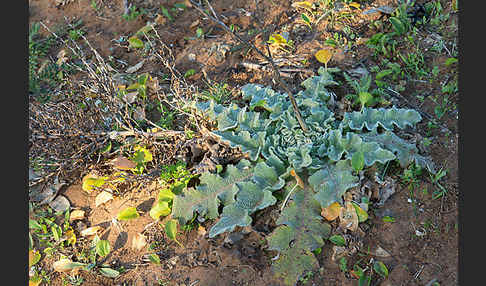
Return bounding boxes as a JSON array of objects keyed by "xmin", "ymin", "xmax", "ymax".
[
  {"xmin": 172, "ymin": 160, "xmax": 254, "ymax": 225},
  {"xmin": 99, "ymin": 267, "xmax": 120, "ymax": 278},
  {"xmin": 96, "ymin": 240, "xmax": 111, "ymax": 257},
  {"xmin": 342, "ymin": 107, "xmax": 422, "ymax": 131},
  {"xmin": 309, "ymin": 160, "xmax": 359, "ymax": 208}
]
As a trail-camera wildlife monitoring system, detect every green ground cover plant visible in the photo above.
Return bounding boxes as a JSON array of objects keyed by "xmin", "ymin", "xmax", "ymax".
[{"xmin": 169, "ymin": 66, "xmax": 435, "ymax": 285}]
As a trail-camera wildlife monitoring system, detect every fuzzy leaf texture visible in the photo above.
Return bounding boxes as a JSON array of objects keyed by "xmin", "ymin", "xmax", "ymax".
[
  {"xmin": 209, "ymin": 160, "xmax": 286, "ymax": 237},
  {"xmin": 308, "ymin": 160, "xmax": 360, "ymax": 208},
  {"xmin": 267, "ymin": 184, "xmax": 331, "ymax": 285},
  {"xmin": 342, "ymin": 107, "xmax": 422, "ymax": 131},
  {"xmin": 172, "ymin": 159, "xmax": 254, "ymax": 225}
]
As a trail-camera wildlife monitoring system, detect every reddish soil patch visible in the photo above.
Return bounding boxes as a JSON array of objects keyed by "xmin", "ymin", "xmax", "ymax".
[{"xmin": 29, "ymin": 0, "xmax": 458, "ymax": 285}]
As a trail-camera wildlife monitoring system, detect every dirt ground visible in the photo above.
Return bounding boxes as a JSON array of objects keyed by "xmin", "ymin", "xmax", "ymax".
[{"xmin": 28, "ymin": 0, "xmax": 458, "ymax": 285}]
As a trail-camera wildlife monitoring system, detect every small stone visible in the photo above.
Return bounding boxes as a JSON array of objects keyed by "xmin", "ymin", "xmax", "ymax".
[{"xmin": 48, "ymin": 195, "xmax": 70, "ymax": 212}]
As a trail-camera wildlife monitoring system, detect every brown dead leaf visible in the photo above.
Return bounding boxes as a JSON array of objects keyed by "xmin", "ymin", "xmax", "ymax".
[
  {"xmin": 190, "ymin": 19, "xmax": 200, "ymax": 28},
  {"xmin": 80, "ymin": 226, "xmax": 102, "ymax": 237},
  {"xmin": 95, "ymin": 191, "xmax": 114, "ymax": 207},
  {"xmin": 52, "ymin": 258, "xmax": 85, "ymax": 273},
  {"xmin": 321, "ymin": 202, "xmax": 342, "ymax": 221},
  {"xmin": 110, "ymin": 156, "xmax": 137, "ymax": 170},
  {"xmin": 154, "ymin": 14, "xmax": 167, "ymax": 25},
  {"xmin": 339, "ymin": 201, "xmax": 359, "ymax": 232},
  {"xmin": 132, "ymin": 233, "xmax": 147, "ymax": 251}
]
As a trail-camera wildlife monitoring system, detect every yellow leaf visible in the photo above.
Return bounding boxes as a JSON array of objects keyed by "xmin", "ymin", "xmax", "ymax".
[
  {"xmin": 351, "ymin": 202, "xmax": 368, "ymax": 222},
  {"xmin": 29, "ymin": 249, "xmax": 41, "ymax": 267},
  {"xmin": 268, "ymin": 33, "xmax": 288, "ymax": 47},
  {"xmin": 64, "ymin": 229, "xmax": 76, "ymax": 246},
  {"xmin": 29, "ymin": 277, "xmax": 42, "ymax": 286},
  {"xmin": 82, "ymin": 174, "xmax": 108, "ymax": 192},
  {"xmin": 315, "ymin": 49, "xmax": 333, "ymax": 65},
  {"xmin": 95, "ymin": 191, "xmax": 114, "ymax": 207},
  {"xmin": 291, "ymin": 1, "xmax": 313, "ymax": 12},
  {"xmin": 69, "ymin": 210, "xmax": 85, "ymax": 222},
  {"xmin": 347, "ymin": 2, "xmax": 361, "ymax": 9},
  {"xmin": 80, "ymin": 226, "xmax": 102, "ymax": 237},
  {"xmin": 321, "ymin": 202, "xmax": 342, "ymax": 221}
]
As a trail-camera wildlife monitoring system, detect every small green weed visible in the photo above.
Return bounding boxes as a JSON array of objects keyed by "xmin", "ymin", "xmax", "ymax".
[
  {"xmin": 199, "ymin": 82, "xmax": 234, "ymax": 104},
  {"xmin": 123, "ymin": 5, "xmax": 143, "ymax": 21},
  {"xmin": 343, "ymin": 72, "xmax": 389, "ymax": 110}
]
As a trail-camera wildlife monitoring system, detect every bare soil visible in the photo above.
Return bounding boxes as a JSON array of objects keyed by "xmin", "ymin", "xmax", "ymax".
[{"xmin": 29, "ymin": 0, "xmax": 458, "ymax": 285}]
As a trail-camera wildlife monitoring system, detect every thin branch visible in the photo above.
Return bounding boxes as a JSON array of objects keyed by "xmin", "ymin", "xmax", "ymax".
[{"xmin": 189, "ymin": 0, "xmax": 308, "ymax": 132}]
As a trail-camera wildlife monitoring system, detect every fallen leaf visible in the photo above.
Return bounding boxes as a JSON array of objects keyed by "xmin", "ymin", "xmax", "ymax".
[
  {"xmin": 82, "ymin": 174, "xmax": 108, "ymax": 192},
  {"xmin": 29, "ymin": 249, "xmax": 41, "ymax": 267},
  {"xmin": 110, "ymin": 156, "xmax": 137, "ymax": 170},
  {"xmin": 351, "ymin": 202, "xmax": 368, "ymax": 222},
  {"xmin": 321, "ymin": 202, "xmax": 342, "ymax": 221},
  {"xmin": 371, "ymin": 245, "xmax": 391, "ymax": 258},
  {"xmin": 52, "ymin": 258, "xmax": 86, "ymax": 273},
  {"xmin": 315, "ymin": 49, "xmax": 333, "ymax": 66},
  {"xmin": 117, "ymin": 207, "xmax": 139, "ymax": 220},
  {"xmin": 149, "ymin": 201, "xmax": 171, "ymax": 220},
  {"xmin": 69, "ymin": 210, "xmax": 85, "ymax": 221},
  {"xmin": 123, "ymin": 91, "xmax": 138, "ymax": 104},
  {"xmin": 268, "ymin": 33, "xmax": 288, "ymax": 48},
  {"xmin": 126, "ymin": 59, "xmax": 145, "ymax": 73},
  {"xmin": 64, "ymin": 229, "xmax": 76, "ymax": 246},
  {"xmin": 148, "ymin": 253, "xmax": 161, "ymax": 264},
  {"xmin": 29, "ymin": 278, "xmax": 41, "ymax": 286},
  {"xmin": 99, "ymin": 267, "xmax": 120, "ymax": 278},
  {"xmin": 132, "ymin": 233, "xmax": 147, "ymax": 251},
  {"xmin": 291, "ymin": 1, "xmax": 313, "ymax": 12},
  {"xmin": 155, "ymin": 14, "xmax": 167, "ymax": 25},
  {"xmin": 373, "ymin": 260, "xmax": 389, "ymax": 278},
  {"xmin": 128, "ymin": 37, "xmax": 144, "ymax": 50},
  {"xmin": 96, "ymin": 240, "xmax": 111, "ymax": 257},
  {"xmin": 95, "ymin": 191, "xmax": 114, "ymax": 207},
  {"xmin": 80, "ymin": 226, "xmax": 102, "ymax": 237},
  {"xmin": 339, "ymin": 201, "xmax": 359, "ymax": 232},
  {"xmin": 329, "ymin": 234, "xmax": 346, "ymax": 246},
  {"xmin": 190, "ymin": 19, "xmax": 200, "ymax": 28}
]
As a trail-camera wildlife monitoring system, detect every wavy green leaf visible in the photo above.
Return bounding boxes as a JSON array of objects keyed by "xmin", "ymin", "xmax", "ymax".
[
  {"xmin": 342, "ymin": 107, "xmax": 422, "ymax": 131},
  {"xmin": 172, "ymin": 160, "xmax": 254, "ymax": 225},
  {"xmin": 308, "ymin": 160, "xmax": 359, "ymax": 208},
  {"xmin": 267, "ymin": 185, "xmax": 331, "ymax": 285}
]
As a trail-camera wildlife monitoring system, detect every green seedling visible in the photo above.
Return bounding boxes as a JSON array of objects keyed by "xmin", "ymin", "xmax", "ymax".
[
  {"xmin": 343, "ymin": 72, "xmax": 388, "ymax": 110},
  {"xmin": 123, "ymin": 5, "xmax": 143, "ymax": 21}
]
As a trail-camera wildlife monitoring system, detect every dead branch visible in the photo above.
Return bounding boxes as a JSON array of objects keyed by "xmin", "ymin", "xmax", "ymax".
[{"xmin": 189, "ymin": 0, "xmax": 308, "ymax": 132}]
